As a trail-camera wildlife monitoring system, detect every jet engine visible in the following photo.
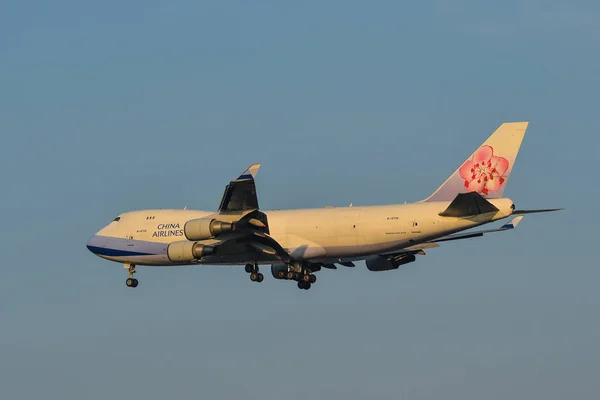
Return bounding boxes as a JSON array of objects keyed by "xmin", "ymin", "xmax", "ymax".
[
  {"xmin": 365, "ymin": 254, "xmax": 416, "ymax": 271},
  {"xmin": 271, "ymin": 263, "xmax": 289, "ymax": 279},
  {"xmin": 184, "ymin": 218, "xmax": 234, "ymax": 241},
  {"xmin": 167, "ymin": 240, "xmax": 215, "ymax": 262}
]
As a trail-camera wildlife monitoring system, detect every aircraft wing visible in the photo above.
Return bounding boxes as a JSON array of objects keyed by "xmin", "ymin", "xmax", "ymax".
[
  {"xmin": 197, "ymin": 164, "xmax": 296, "ymax": 263},
  {"xmin": 218, "ymin": 164, "xmax": 261, "ymax": 212},
  {"xmin": 201, "ymin": 192, "xmax": 295, "ymax": 265},
  {"xmin": 380, "ymin": 216, "xmax": 524, "ymax": 259},
  {"xmin": 432, "ymin": 216, "xmax": 523, "ymax": 242}
]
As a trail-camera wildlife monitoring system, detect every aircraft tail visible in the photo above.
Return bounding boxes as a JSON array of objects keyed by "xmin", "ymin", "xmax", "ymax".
[{"xmin": 423, "ymin": 122, "xmax": 528, "ymax": 202}]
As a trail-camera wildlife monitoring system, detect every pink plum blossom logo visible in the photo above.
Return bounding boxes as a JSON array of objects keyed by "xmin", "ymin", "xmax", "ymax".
[{"xmin": 459, "ymin": 145, "xmax": 509, "ymax": 195}]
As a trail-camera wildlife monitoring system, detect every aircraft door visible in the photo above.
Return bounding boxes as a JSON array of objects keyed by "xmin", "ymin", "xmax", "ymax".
[
  {"xmin": 126, "ymin": 231, "xmax": 135, "ymax": 251},
  {"xmin": 335, "ymin": 209, "xmax": 358, "ymax": 248}
]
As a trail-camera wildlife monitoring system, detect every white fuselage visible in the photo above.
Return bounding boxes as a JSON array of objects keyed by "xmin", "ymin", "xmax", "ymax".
[{"xmin": 87, "ymin": 198, "xmax": 514, "ymax": 266}]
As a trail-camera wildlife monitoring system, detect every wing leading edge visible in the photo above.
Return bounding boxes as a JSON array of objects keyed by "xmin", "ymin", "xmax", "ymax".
[
  {"xmin": 380, "ymin": 216, "xmax": 525, "ymax": 261},
  {"xmin": 433, "ymin": 216, "xmax": 524, "ymax": 242}
]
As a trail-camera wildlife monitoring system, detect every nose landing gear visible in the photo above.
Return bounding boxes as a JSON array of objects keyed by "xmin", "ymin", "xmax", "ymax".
[{"xmin": 125, "ymin": 264, "xmax": 138, "ymax": 288}]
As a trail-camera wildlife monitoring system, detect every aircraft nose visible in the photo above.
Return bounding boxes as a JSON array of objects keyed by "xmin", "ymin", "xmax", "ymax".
[
  {"xmin": 86, "ymin": 236, "xmax": 96, "ymax": 254},
  {"xmin": 86, "ymin": 234, "xmax": 102, "ymax": 255}
]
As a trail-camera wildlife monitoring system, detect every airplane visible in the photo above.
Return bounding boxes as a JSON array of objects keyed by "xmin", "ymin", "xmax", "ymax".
[{"xmin": 87, "ymin": 122, "xmax": 561, "ymax": 290}]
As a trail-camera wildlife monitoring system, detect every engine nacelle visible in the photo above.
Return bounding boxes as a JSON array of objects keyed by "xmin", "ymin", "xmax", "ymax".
[
  {"xmin": 167, "ymin": 240, "xmax": 215, "ymax": 262},
  {"xmin": 184, "ymin": 218, "xmax": 234, "ymax": 241},
  {"xmin": 366, "ymin": 254, "xmax": 416, "ymax": 271},
  {"xmin": 271, "ymin": 263, "xmax": 289, "ymax": 279}
]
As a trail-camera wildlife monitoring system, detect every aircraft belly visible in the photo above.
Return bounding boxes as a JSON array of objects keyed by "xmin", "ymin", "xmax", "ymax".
[
  {"xmin": 104, "ymin": 254, "xmax": 175, "ymax": 266},
  {"xmin": 320, "ymin": 239, "xmax": 411, "ymax": 259},
  {"xmin": 267, "ymin": 208, "xmax": 419, "ymax": 260},
  {"xmin": 201, "ymin": 253, "xmax": 279, "ymax": 265}
]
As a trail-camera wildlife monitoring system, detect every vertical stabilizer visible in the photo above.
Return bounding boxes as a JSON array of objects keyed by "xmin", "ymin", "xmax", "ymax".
[{"xmin": 423, "ymin": 122, "xmax": 528, "ymax": 202}]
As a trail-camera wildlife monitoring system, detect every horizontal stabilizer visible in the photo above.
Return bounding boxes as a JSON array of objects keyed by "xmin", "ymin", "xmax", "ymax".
[
  {"xmin": 512, "ymin": 208, "xmax": 563, "ymax": 215},
  {"xmin": 439, "ymin": 192, "xmax": 499, "ymax": 218}
]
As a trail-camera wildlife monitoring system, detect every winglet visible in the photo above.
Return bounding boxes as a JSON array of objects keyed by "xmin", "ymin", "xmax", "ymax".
[
  {"xmin": 219, "ymin": 164, "xmax": 261, "ymax": 212},
  {"xmin": 236, "ymin": 164, "xmax": 261, "ymax": 181},
  {"xmin": 500, "ymin": 216, "xmax": 524, "ymax": 230}
]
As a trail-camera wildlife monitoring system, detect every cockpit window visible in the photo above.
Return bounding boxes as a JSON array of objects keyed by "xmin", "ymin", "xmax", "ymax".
[{"xmin": 113, "ymin": 217, "xmax": 121, "ymax": 222}]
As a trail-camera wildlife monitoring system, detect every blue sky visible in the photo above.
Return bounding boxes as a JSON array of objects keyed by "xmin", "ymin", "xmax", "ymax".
[{"xmin": 1, "ymin": 1, "xmax": 598, "ymax": 399}]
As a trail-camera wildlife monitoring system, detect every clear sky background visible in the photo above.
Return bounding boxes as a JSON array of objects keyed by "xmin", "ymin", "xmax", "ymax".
[{"xmin": 1, "ymin": 1, "xmax": 598, "ymax": 399}]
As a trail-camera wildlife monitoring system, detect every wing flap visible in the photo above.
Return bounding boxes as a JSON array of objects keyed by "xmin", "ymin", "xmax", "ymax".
[
  {"xmin": 249, "ymin": 242, "xmax": 278, "ymax": 255},
  {"xmin": 402, "ymin": 242, "xmax": 441, "ymax": 251},
  {"xmin": 338, "ymin": 261, "xmax": 356, "ymax": 267},
  {"xmin": 198, "ymin": 229, "xmax": 292, "ymax": 263}
]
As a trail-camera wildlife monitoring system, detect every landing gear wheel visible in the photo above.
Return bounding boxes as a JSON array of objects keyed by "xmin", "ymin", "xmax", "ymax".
[
  {"xmin": 126, "ymin": 278, "xmax": 138, "ymax": 288},
  {"xmin": 302, "ymin": 274, "xmax": 311, "ymax": 282},
  {"xmin": 246, "ymin": 262, "xmax": 262, "ymax": 283},
  {"xmin": 286, "ymin": 271, "xmax": 294, "ymax": 280},
  {"xmin": 278, "ymin": 270, "xmax": 286, "ymax": 279},
  {"xmin": 309, "ymin": 275, "xmax": 316, "ymax": 284},
  {"xmin": 298, "ymin": 281, "xmax": 311, "ymax": 290},
  {"xmin": 125, "ymin": 264, "xmax": 138, "ymax": 288}
]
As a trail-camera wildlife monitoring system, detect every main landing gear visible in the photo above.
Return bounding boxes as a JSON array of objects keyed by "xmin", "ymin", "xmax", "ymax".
[
  {"xmin": 286, "ymin": 262, "xmax": 316, "ymax": 290},
  {"xmin": 125, "ymin": 263, "xmax": 138, "ymax": 288},
  {"xmin": 245, "ymin": 263, "xmax": 264, "ymax": 283},
  {"xmin": 297, "ymin": 273, "xmax": 316, "ymax": 290}
]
